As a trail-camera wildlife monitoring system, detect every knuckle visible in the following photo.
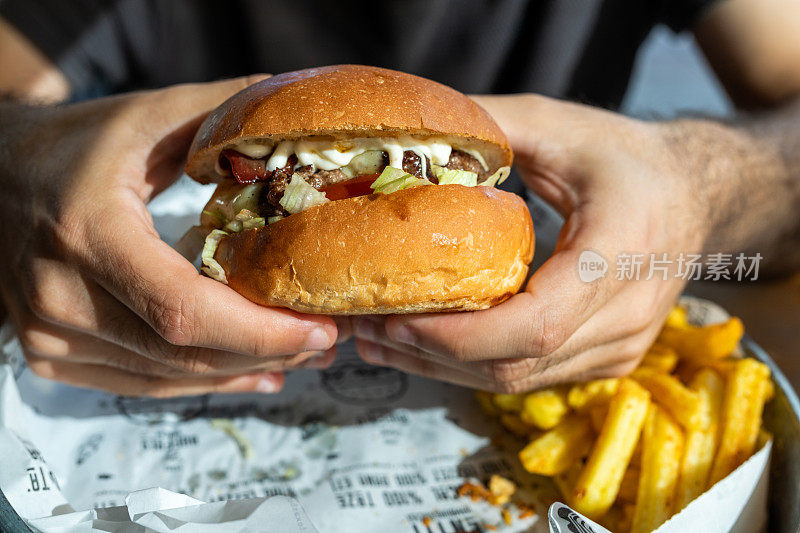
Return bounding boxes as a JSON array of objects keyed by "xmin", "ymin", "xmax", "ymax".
[
  {"xmin": 52, "ymin": 216, "xmax": 86, "ymax": 257},
  {"xmin": 26, "ymin": 285, "xmax": 58, "ymax": 322},
  {"xmin": 490, "ymin": 358, "xmax": 535, "ymax": 383},
  {"xmin": 446, "ymin": 337, "xmax": 472, "ymax": 362},
  {"xmin": 246, "ymin": 331, "xmax": 288, "ymax": 358},
  {"xmin": 493, "ymin": 380, "xmax": 526, "ymax": 395},
  {"xmin": 135, "ymin": 331, "xmax": 208, "ymax": 375},
  {"xmin": 149, "ymin": 293, "xmax": 196, "ymax": 346},
  {"xmin": 117, "ymin": 353, "xmax": 180, "ymax": 377},
  {"xmin": 526, "ymin": 320, "xmax": 568, "ymax": 358},
  {"xmin": 624, "ymin": 312, "xmax": 654, "ymax": 338},
  {"xmin": 517, "ymin": 301, "xmax": 571, "ymax": 359},
  {"xmin": 170, "ymin": 346, "xmax": 214, "ymax": 375},
  {"xmin": 22, "ymin": 266, "xmax": 85, "ymax": 328}
]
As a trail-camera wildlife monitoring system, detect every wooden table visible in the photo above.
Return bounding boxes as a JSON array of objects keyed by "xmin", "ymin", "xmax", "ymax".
[{"xmin": 690, "ymin": 274, "xmax": 800, "ymax": 393}]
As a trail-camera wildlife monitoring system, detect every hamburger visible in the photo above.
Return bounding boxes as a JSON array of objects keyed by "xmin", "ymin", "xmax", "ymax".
[{"xmin": 186, "ymin": 65, "xmax": 534, "ymax": 314}]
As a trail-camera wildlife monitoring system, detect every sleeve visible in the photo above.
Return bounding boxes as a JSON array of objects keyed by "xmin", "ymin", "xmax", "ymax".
[
  {"xmin": 0, "ymin": 0, "xmax": 154, "ymax": 98},
  {"xmin": 658, "ymin": 0, "xmax": 725, "ymax": 32}
]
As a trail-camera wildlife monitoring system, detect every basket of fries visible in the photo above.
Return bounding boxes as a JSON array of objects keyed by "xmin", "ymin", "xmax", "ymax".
[{"xmin": 471, "ymin": 297, "xmax": 800, "ymax": 532}]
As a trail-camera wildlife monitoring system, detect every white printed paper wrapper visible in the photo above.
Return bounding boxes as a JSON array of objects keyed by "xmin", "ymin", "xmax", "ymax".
[
  {"xmin": 0, "ymin": 178, "xmax": 771, "ymax": 532},
  {"xmin": 0, "ymin": 331, "xmax": 547, "ymax": 533}
]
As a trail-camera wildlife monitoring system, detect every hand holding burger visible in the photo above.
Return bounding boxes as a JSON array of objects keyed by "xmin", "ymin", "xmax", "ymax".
[
  {"xmin": 354, "ymin": 95, "xmax": 713, "ymax": 392},
  {"xmin": 0, "ymin": 76, "xmax": 342, "ymax": 397}
]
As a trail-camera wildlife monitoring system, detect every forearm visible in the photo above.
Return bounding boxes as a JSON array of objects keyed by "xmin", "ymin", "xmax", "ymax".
[{"xmin": 658, "ymin": 98, "xmax": 800, "ymax": 276}]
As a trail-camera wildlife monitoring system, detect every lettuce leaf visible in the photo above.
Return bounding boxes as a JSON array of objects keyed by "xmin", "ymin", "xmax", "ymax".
[
  {"xmin": 431, "ymin": 166, "xmax": 478, "ymax": 186},
  {"xmin": 279, "ymin": 174, "xmax": 330, "ymax": 214},
  {"xmin": 370, "ymin": 166, "xmax": 411, "ymax": 190},
  {"xmin": 370, "ymin": 166, "xmax": 432, "ymax": 194},
  {"xmin": 201, "ymin": 229, "xmax": 229, "ymax": 283},
  {"xmin": 482, "ymin": 166, "xmax": 511, "ymax": 188}
]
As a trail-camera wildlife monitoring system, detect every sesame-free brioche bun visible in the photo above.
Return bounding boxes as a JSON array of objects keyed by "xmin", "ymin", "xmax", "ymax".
[
  {"xmin": 185, "ymin": 65, "xmax": 534, "ymax": 314},
  {"xmin": 186, "ymin": 65, "xmax": 512, "ymax": 183},
  {"xmin": 213, "ymin": 185, "xmax": 534, "ymax": 314}
]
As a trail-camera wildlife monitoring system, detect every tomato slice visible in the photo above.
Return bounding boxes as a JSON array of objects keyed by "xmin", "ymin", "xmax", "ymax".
[{"xmin": 321, "ymin": 173, "xmax": 380, "ymax": 201}]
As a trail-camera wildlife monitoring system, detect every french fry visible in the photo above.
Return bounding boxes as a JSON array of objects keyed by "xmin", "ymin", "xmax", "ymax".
[
  {"xmin": 499, "ymin": 413, "xmax": 537, "ymax": 438},
  {"xmin": 664, "ymin": 306, "xmax": 689, "ymax": 329},
  {"xmin": 567, "ymin": 378, "xmax": 619, "ymax": 412},
  {"xmin": 493, "ymin": 393, "xmax": 524, "ymax": 412},
  {"xmin": 630, "ymin": 405, "xmax": 685, "ymax": 533},
  {"xmin": 474, "ymin": 308, "xmax": 766, "ymax": 531},
  {"xmin": 518, "ymin": 415, "xmax": 593, "ymax": 476},
  {"xmin": 676, "ymin": 357, "xmax": 737, "ymax": 385},
  {"xmin": 763, "ymin": 378, "xmax": 776, "ymax": 402},
  {"xmin": 570, "ymin": 379, "xmax": 650, "ymax": 519},
  {"xmin": 553, "ymin": 461, "xmax": 583, "ymax": 502},
  {"xmin": 675, "ymin": 369, "xmax": 724, "ymax": 512},
  {"xmin": 629, "ymin": 439, "xmax": 642, "ymax": 469},
  {"xmin": 632, "ymin": 367, "xmax": 705, "ymax": 430},
  {"xmin": 640, "ymin": 343, "xmax": 679, "ymax": 373},
  {"xmin": 657, "ymin": 317, "xmax": 744, "ymax": 361},
  {"xmin": 617, "ymin": 467, "xmax": 639, "ymax": 503},
  {"xmin": 475, "ymin": 391, "xmax": 500, "ymax": 416},
  {"xmin": 588, "ymin": 405, "xmax": 608, "ymax": 434},
  {"xmin": 520, "ymin": 388, "xmax": 569, "ymax": 430},
  {"xmin": 708, "ymin": 359, "xmax": 771, "ymax": 486}
]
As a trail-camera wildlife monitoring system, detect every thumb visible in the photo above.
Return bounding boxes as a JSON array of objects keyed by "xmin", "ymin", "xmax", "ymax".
[
  {"xmin": 470, "ymin": 94, "xmax": 636, "ymax": 173},
  {"xmin": 134, "ymin": 75, "xmax": 270, "ymax": 196},
  {"xmin": 144, "ymin": 74, "xmax": 271, "ymax": 136}
]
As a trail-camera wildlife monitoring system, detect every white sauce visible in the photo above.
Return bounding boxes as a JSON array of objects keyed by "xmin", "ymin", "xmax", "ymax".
[
  {"xmin": 234, "ymin": 137, "xmax": 459, "ymax": 179},
  {"xmin": 456, "ymin": 147, "xmax": 489, "ymax": 171},
  {"xmin": 265, "ymin": 140, "xmax": 295, "ymax": 170},
  {"xmin": 234, "ymin": 143, "xmax": 272, "ymax": 158}
]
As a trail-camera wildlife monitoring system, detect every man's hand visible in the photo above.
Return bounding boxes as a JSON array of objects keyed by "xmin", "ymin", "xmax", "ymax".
[
  {"xmin": 351, "ymin": 0, "xmax": 800, "ymax": 393},
  {"xmin": 0, "ymin": 76, "xmax": 345, "ymax": 397},
  {"xmin": 353, "ymin": 95, "xmax": 721, "ymax": 392}
]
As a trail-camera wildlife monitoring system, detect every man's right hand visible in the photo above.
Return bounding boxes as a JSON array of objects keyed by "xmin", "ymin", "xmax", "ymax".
[{"xmin": 0, "ymin": 76, "xmax": 344, "ymax": 397}]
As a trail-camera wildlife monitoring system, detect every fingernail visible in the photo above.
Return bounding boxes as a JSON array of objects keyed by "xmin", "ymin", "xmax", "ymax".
[
  {"xmin": 306, "ymin": 328, "xmax": 333, "ymax": 352},
  {"xmin": 354, "ymin": 317, "xmax": 376, "ymax": 340},
  {"xmin": 255, "ymin": 375, "xmax": 281, "ymax": 393}
]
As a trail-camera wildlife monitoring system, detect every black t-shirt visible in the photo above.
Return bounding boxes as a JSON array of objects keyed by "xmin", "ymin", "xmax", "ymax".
[{"xmin": 2, "ymin": 0, "xmax": 718, "ymax": 107}]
